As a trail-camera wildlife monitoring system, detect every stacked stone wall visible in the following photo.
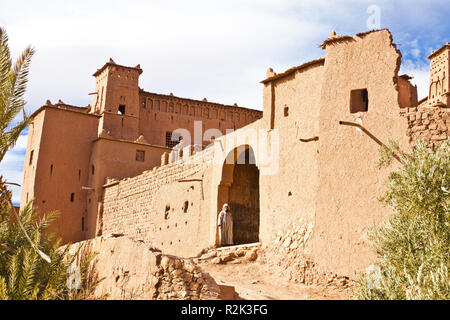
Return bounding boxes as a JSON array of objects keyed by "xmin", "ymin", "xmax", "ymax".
[
  {"xmin": 101, "ymin": 147, "xmax": 215, "ymax": 256},
  {"xmin": 401, "ymin": 106, "xmax": 450, "ymax": 147},
  {"xmin": 72, "ymin": 236, "xmax": 221, "ymax": 300}
]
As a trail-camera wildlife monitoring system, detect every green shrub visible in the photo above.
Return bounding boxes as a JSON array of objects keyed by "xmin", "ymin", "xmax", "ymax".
[{"xmin": 355, "ymin": 139, "xmax": 449, "ymax": 300}]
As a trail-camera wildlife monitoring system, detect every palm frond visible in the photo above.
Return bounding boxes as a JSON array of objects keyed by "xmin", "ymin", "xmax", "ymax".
[
  {"xmin": 0, "ymin": 27, "xmax": 34, "ymax": 162},
  {"xmin": 0, "ymin": 28, "xmax": 103, "ymax": 300},
  {"xmin": 0, "ymin": 27, "xmax": 12, "ymax": 99}
]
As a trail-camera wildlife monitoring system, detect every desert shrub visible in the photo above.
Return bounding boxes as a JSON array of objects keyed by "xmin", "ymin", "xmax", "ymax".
[{"xmin": 355, "ymin": 139, "xmax": 449, "ymax": 300}]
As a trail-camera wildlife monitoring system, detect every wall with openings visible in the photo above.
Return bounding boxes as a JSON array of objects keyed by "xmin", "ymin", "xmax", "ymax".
[{"xmin": 101, "ymin": 147, "xmax": 215, "ymax": 257}]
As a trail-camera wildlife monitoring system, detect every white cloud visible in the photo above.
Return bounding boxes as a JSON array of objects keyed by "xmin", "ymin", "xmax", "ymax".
[
  {"xmin": 410, "ymin": 48, "xmax": 420, "ymax": 58},
  {"xmin": 0, "ymin": 1, "xmax": 328, "ymax": 204},
  {"xmin": 2, "ymin": 0, "xmax": 333, "ymax": 111},
  {"xmin": 0, "ymin": 0, "xmax": 445, "ymax": 204},
  {"xmin": 400, "ymin": 60, "xmax": 430, "ymax": 99}
]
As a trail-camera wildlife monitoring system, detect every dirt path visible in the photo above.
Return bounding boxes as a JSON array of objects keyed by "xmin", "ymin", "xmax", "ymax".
[{"xmin": 195, "ymin": 245, "xmax": 350, "ymax": 300}]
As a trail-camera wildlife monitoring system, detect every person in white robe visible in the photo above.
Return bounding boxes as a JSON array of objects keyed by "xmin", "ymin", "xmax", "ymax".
[{"xmin": 218, "ymin": 203, "xmax": 233, "ymax": 246}]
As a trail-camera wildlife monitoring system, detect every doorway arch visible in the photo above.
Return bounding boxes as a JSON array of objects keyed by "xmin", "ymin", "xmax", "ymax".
[{"xmin": 218, "ymin": 145, "xmax": 260, "ymax": 245}]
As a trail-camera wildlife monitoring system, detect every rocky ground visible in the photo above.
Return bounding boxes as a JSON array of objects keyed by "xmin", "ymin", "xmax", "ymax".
[
  {"xmin": 76, "ymin": 235, "xmax": 353, "ymax": 300},
  {"xmin": 193, "ymin": 243, "xmax": 352, "ymax": 300}
]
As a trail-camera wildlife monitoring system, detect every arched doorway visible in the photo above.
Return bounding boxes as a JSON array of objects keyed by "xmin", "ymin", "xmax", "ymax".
[{"xmin": 218, "ymin": 145, "xmax": 260, "ymax": 245}]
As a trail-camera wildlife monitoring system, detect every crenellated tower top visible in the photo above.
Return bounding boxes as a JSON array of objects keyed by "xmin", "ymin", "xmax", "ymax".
[
  {"xmin": 91, "ymin": 58, "xmax": 142, "ymax": 116},
  {"xmin": 427, "ymin": 43, "xmax": 449, "ymax": 107}
]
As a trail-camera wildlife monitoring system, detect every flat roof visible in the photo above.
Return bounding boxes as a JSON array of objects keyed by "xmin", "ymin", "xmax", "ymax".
[
  {"xmin": 418, "ymin": 96, "xmax": 428, "ymax": 105},
  {"xmin": 93, "ymin": 136, "xmax": 171, "ymax": 150},
  {"xmin": 93, "ymin": 59, "xmax": 143, "ymax": 77},
  {"xmin": 428, "ymin": 43, "xmax": 450, "ymax": 60},
  {"xmin": 30, "ymin": 104, "xmax": 100, "ymax": 119},
  {"xmin": 319, "ymin": 35, "xmax": 354, "ymax": 49},
  {"xmin": 399, "ymin": 74, "xmax": 413, "ymax": 80},
  {"xmin": 140, "ymin": 90, "xmax": 262, "ymax": 114},
  {"xmin": 260, "ymin": 58, "xmax": 325, "ymax": 84}
]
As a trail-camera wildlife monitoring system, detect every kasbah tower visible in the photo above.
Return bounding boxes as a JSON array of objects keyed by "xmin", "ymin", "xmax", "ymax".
[
  {"xmin": 20, "ymin": 58, "xmax": 262, "ymax": 243},
  {"xmin": 20, "ymin": 30, "xmax": 449, "ymax": 279}
]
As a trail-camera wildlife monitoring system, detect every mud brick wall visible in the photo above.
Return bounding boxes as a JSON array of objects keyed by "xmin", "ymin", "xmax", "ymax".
[
  {"xmin": 101, "ymin": 147, "xmax": 215, "ymax": 257},
  {"xmin": 401, "ymin": 106, "xmax": 450, "ymax": 147},
  {"xmin": 70, "ymin": 236, "xmax": 221, "ymax": 300}
]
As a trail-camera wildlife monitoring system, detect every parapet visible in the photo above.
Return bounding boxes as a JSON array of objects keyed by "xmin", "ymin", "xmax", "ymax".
[
  {"xmin": 93, "ymin": 58, "xmax": 143, "ymax": 77},
  {"xmin": 428, "ymin": 43, "xmax": 450, "ymax": 60},
  {"xmin": 260, "ymin": 58, "xmax": 325, "ymax": 84}
]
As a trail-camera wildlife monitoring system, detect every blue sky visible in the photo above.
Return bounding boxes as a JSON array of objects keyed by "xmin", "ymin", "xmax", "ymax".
[{"xmin": 1, "ymin": 0, "xmax": 449, "ymax": 204}]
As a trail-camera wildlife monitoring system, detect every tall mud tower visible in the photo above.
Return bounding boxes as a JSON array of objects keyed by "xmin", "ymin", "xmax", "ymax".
[
  {"xmin": 427, "ymin": 44, "xmax": 449, "ymax": 107},
  {"xmin": 91, "ymin": 58, "xmax": 143, "ymax": 141}
]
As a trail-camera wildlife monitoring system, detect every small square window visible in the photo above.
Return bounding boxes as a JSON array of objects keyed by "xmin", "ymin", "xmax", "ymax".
[
  {"xmin": 29, "ymin": 150, "xmax": 34, "ymax": 165},
  {"xmin": 118, "ymin": 105, "xmax": 126, "ymax": 115},
  {"xmin": 350, "ymin": 89, "xmax": 368, "ymax": 113},
  {"xmin": 136, "ymin": 150, "xmax": 145, "ymax": 162}
]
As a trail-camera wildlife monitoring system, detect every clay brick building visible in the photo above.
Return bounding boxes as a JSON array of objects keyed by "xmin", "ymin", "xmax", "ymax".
[
  {"xmin": 20, "ymin": 29, "xmax": 449, "ymax": 279},
  {"xmin": 20, "ymin": 59, "xmax": 262, "ymax": 243},
  {"xmin": 420, "ymin": 43, "xmax": 450, "ymax": 108}
]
